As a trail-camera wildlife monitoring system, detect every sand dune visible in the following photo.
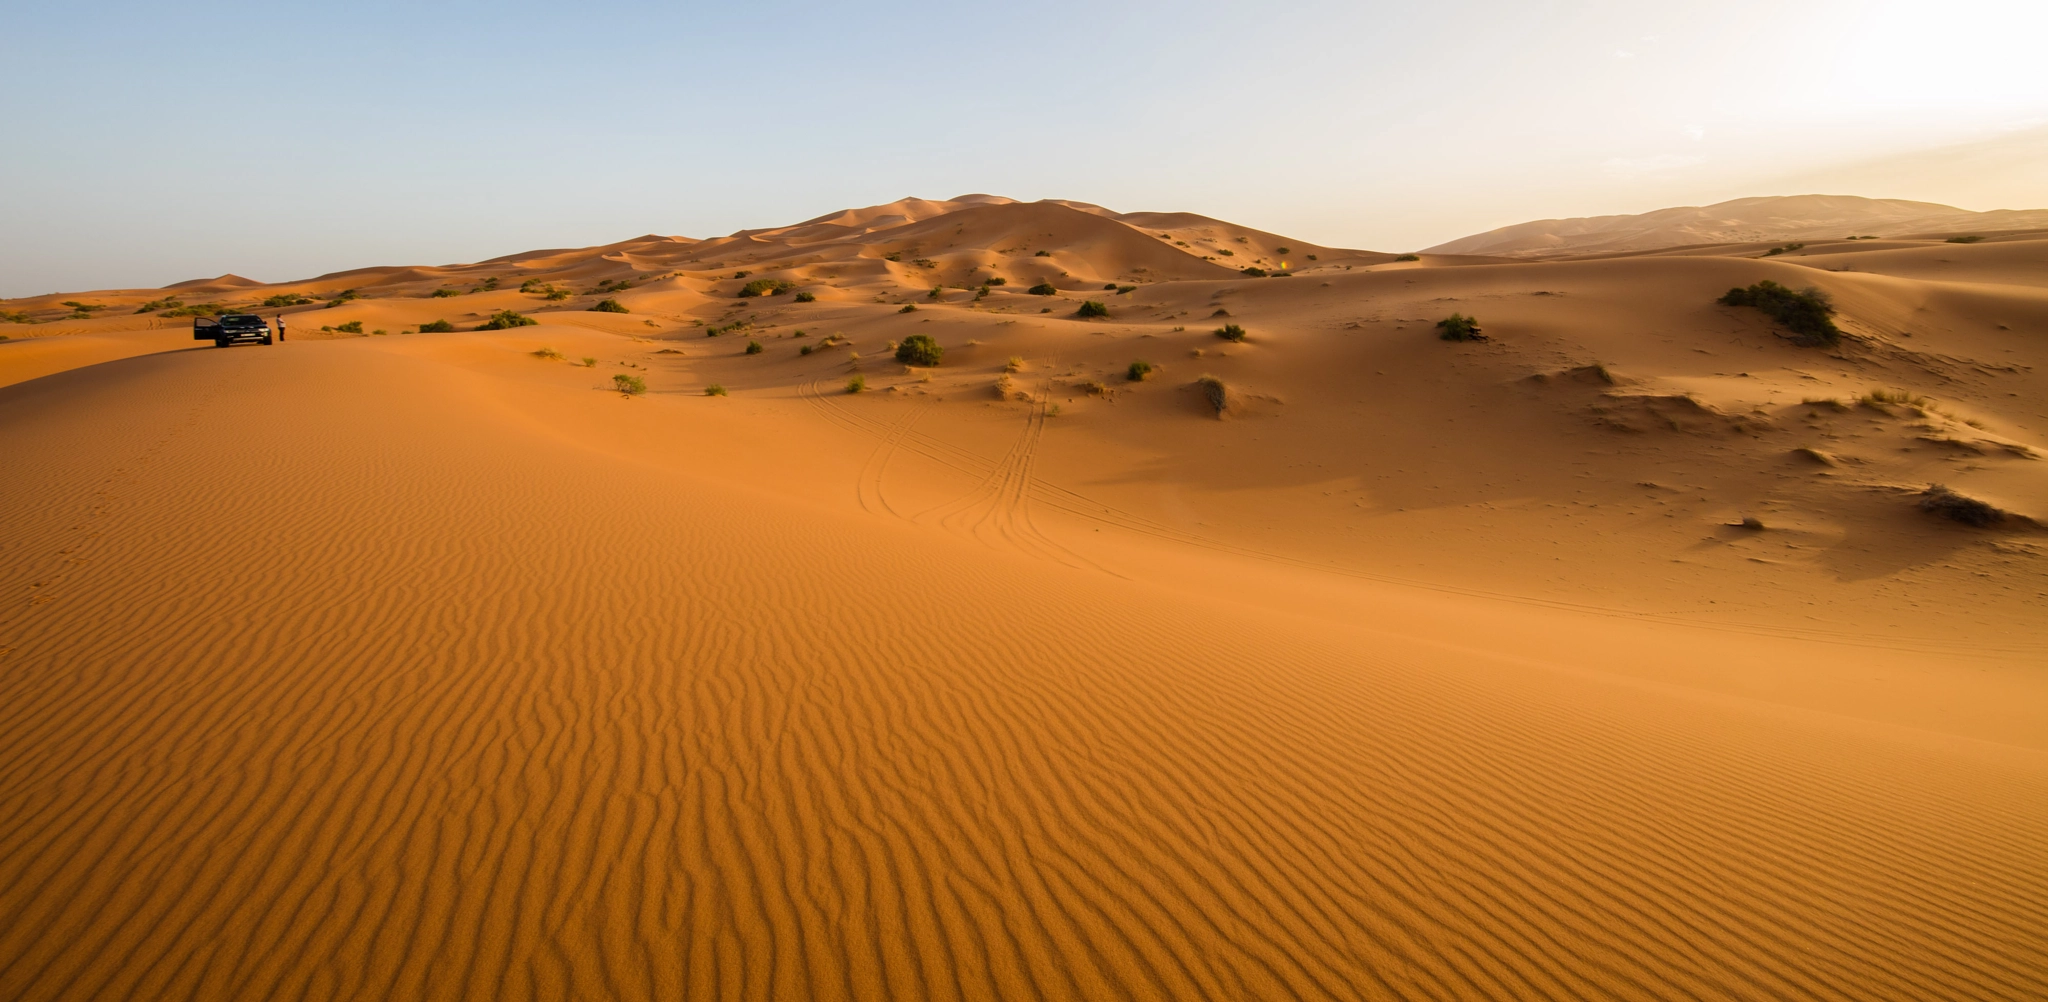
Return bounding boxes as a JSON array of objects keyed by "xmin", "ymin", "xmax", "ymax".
[
  {"xmin": 1428, "ymin": 193, "xmax": 2048, "ymax": 258},
  {"xmin": 3, "ymin": 195, "xmax": 2045, "ymax": 1000}
]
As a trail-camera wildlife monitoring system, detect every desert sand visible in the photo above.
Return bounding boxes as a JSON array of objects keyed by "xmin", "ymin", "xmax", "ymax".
[{"xmin": 2, "ymin": 195, "xmax": 2045, "ymax": 1000}]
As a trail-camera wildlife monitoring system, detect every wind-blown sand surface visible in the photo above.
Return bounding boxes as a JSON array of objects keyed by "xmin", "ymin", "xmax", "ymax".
[{"xmin": 3, "ymin": 197, "xmax": 2045, "ymax": 1000}]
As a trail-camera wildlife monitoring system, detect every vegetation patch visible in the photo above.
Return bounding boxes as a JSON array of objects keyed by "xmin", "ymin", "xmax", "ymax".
[
  {"xmin": 1240, "ymin": 267, "xmax": 1268, "ymax": 277},
  {"xmin": 1027, "ymin": 282, "xmax": 1058, "ymax": 296},
  {"xmin": 1946, "ymin": 235, "xmax": 1985, "ymax": 244},
  {"xmin": 591, "ymin": 299, "xmax": 629, "ymax": 313},
  {"xmin": 1395, "ymin": 254, "xmax": 1420, "ymax": 262},
  {"xmin": 1033, "ymin": 250, "xmax": 1051, "ymax": 257},
  {"xmin": 431, "ymin": 288, "xmax": 459, "ymax": 298},
  {"xmin": 1214, "ymin": 323, "xmax": 1247, "ymax": 342},
  {"xmin": 846, "ymin": 374, "xmax": 866, "ymax": 394},
  {"xmin": 1763, "ymin": 242, "xmax": 1805, "ymax": 256},
  {"xmin": 745, "ymin": 339, "xmax": 763, "ymax": 355},
  {"xmin": 134, "ymin": 297, "xmax": 183, "ymax": 313},
  {"xmin": 613, "ymin": 373, "xmax": 647, "ymax": 395},
  {"xmin": 1197, "ymin": 375, "xmax": 1228, "ymax": 415},
  {"xmin": 1, "ymin": 310, "xmax": 35, "ymax": 323},
  {"xmin": 793, "ymin": 290, "xmax": 816, "ymax": 302},
  {"xmin": 895, "ymin": 333, "xmax": 943, "ymax": 366},
  {"xmin": 1127, "ymin": 360, "xmax": 1153, "ymax": 381},
  {"xmin": 418, "ymin": 319, "xmax": 455, "ymax": 333},
  {"xmin": 898, "ymin": 304, "xmax": 918, "ymax": 313},
  {"xmin": 531, "ymin": 347, "xmax": 563, "ymax": 359},
  {"xmin": 1436, "ymin": 314, "xmax": 1485, "ymax": 341},
  {"xmin": 1718, "ymin": 280, "xmax": 1840, "ymax": 347},
  {"xmin": 544, "ymin": 287, "xmax": 571, "ymax": 301},
  {"xmin": 478, "ymin": 310, "xmax": 537, "ymax": 330},
  {"xmin": 985, "ymin": 276, "xmax": 1007, "ymax": 286},
  {"xmin": 325, "ymin": 290, "xmax": 359, "ymax": 308},
  {"xmin": 739, "ymin": 278, "xmax": 795, "ymax": 298},
  {"xmin": 335, "ymin": 320, "xmax": 364, "ymax": 334},
  {"xmin": 581, "ymin": 357, "xmax": 597, "ymax": 367},
  {"xmin": 1919, "ymin": 485, "xmax": 2006, "ymax": 527},
  {"xmin": 705, "ymin": 384, "xmax": 728, "ymax": 396},
  {"xmin": 1076, "ymin": 300, "xmax": 1109, "ymax": 318}
]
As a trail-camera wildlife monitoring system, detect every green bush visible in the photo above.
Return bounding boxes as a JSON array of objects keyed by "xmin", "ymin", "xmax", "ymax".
[
  {"xmin": 739, "ymin": 278, "xmax": 795, "ymax": 297},
  {"xmin": 418, "ymin": 319, "xmax": 455, "ymax": 333},
  {"xmin": 1027, "ymin": 282, "xmax": 1058, "ymax": 296},
  {"xmin": 477, "ymin": 310, "xmax": 537, "ymax": 330},
  {"xmin": 476, "ymin": 277, "xmax": 500, "ymax": 292},
  {"xmin": 1033, "ymin": 250, "xmax": 1051, "ymax": 257},
  {"xmin": 134, "ymin": 297, "xmax": 183, "ymax": 313},
  {"xmin": 898, "ymin": 304, "xmax": 918, "ymax": 313},
  {"xmin": 519, "ymin": 278, "xmax": 544, "ymax": 292},
  {"xmin": 161, "ymin": 303, "xmax": 228, "ymax": 317},
  {"xmin": 591, "ymin": 299, "xmax": 629, "ymax": 313},
  {"xmin": 1076, "ymin": 300, "xmax": 1109, "ymax": 318},
  {"xmin": 733, "ymin": 270, "xmax": 751, "ymax": 278},
  {"xmin": 1763, "ymin": 242, "xmax": 1805, "ymax": 256},
  {"xmin": 1, "ymin": 311, "xmax": 34, "ymax": 323},
  {"xmin": 532, "ymin": 347, "xmax": 563, "ymax": 359},
  {"xmin": 431, "ymin": 288, "xmax": 459, "ymax": 298},
  {"xmin": 895, "ymin": 333, "xmax": 943, "ymax": 366},
  {"xmin": 928, "ymin": 285, "xmax": 943, "ymax": 299},
  {"xmin": 1306, "ymin": 254, "xmax": 1318, "ymax": 261},
  {"xmin": 1217, "ymin": 249, "xmax": 1235, "ymax": 257},
  {"xmin": 1395, "ymin": 253, "xmax": 1420, "ymax": 262},
  {"xmin": 1947, "ymin": 235, "xmax": 1985, "ymax": 244},
  {"xmin": 794, "ymin": 290, "xmax": 816, "ymax": 302},
  {"xmin": 1241, "ymin": 267, "xmax": 1268, "ymax": 277},
  {"xmin": 544, "ymin": 287, "xmax": 571, "ymax": 301},
  {"xmin": 263, "ymin": 293, "xmax": 312, "ymax": 307},
  {"xmin": 613, "ymin": 373, "xmax": 646, "ymax": 395},
  {"xmin": 1435, "ymin": 314, "xmax": 1484, "ymax": 341},
  {"xmin": 1719, "ymin": 280, "xmax": 1839, "ymax": 347},
  {"xmin": 800, "ymin": 344, "xmax": 814, "ymax": 355},
  {"xmin": 1116, "ymin": 285, "xmax": 1136, "ymax": 294},
  {"xmin": 336, "ymin": 320, "xmax": 364, "ymax": 334},
  {"xmin": 846, "ymin": 374, "xmax": 866, "ymax": 393},
  {"xmin": 581, "ymin": 357, "xmax": 597, "ymax": 367},
  {"xmin": 1197, "ymin": 375, "xmax": 1227, "ymax": 414},
  {"xmin": 745, "ymin": 339, "xmax": 763, "ymax": 354},
  {"xmin": 1214, "ymin": 323, "xmax": 1246, "ymax": 342},
  {"xmin": 985, "ymin": 276, "xmax": 1007, "ymax": 286},
  {"xmin": 705, "ymin": 384, "xmax": 728, "ymax": 396},
  {"xmin": 1127, "ymin": 360, "xmax": 1153, "ymax": 381}
]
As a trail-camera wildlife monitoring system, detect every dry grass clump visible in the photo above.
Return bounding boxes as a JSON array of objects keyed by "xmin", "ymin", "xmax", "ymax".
[
  {"xmin": 1127, "ymin": 360, "xmax": 1153, "ymax": 381},
  {"xmin": 846, "ymin": 375, "xmax": 867, "ymax": 394},
  {"xmin": 336, "ymin": 320, "xmax": 364, "ymax": 334},
  {"xmin": 1919, "ymin": 485, "xmax": 2006, "ymax": 527},
  {"xmin": 705, "ymin": 384, "xmax": 728, "ymax": 396},
  {"xmin": 1214, "ymin": 323, "xmax": 1247, "ymax": 342},
  {"xmin": 581, "ymin": 357, "xmax": 597, "ymax": 367},
  {"xmin": 1197, "ymin": 375, "xmax": 1227, "ymax": 415},
  {"xmin": 531, "ymin": 347, "xmax": 563, "ymax": 360},
  {"xmin": 1005, "ymin": 355, "xmax": 1024, "ymax": 373},
  {"xmin": 613, "ymin": 374, "xmax": 647, "ymax": 395},
  {"xmin": 745, "ymin": 340, "xmax": 763, "ymax": 355},
  {"xmin": 1801, "ymin": 397, "xmax": 1850, "ymax": 411},
  {"xmin": 1080, "ymin": 380, "xmax": 1108, "ymax": 396}
]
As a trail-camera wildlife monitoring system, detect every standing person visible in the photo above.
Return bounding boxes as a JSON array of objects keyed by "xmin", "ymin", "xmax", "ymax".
[{"xmin": 275, "ymin": 313, "xmax": 285, "ymax": 342}]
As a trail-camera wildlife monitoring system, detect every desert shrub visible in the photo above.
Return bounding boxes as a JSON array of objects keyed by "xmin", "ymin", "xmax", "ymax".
[
  {"xmin": 928, "ymin": 285, "xmax": 943, "ymax": 299},
  {"xmin": 733, "ymin": 270, "xmax": 751, "ymax": 278},
  {"xmin": 883, "ymin": 253, "xmax": 900, "ymax": 263},
  {"xmin": 263, "ymin": 294, "xmax": 312, "ymax": 307},
  {"xmin": 1241, "ymin": 267, "xmax": 1268, "ymax": 277},
  {"xmin": 519, "ymin": 278, "xmax": 544, "ymax": 292},
  {"xmin": 739, "ymin": 278, "xmax": 794, "ymax": 297},
  {"xmin": 1218, "ymin": 249, "xmax": 1235, "ymax": 257},
  {"xmin": 1946, "ymin": 235, "xmax": 1984, "ymax": 244},
  {"xmin": 591, "ymin": 299, "xmax": 629, "ymax": 313},
  {"xmin": 1395, "ymin": 253, "xmax": 1420, "ymax": 262},
  {"xmin": 418, "ymin": 319, "xmax": 455, "ymax": 333},
  {"xmin": 1, "ymin": 310, "xmax": 34, "ymax": 323},
  {"xmin": 846, "ymin": 374, "xmax": 866, "ymax": 393},
  {"xmin": 477, "ymin": 310, "xmax": 537, "ymax": 330},
  {"xmin": 590, "ymin": 278, "xmax": 631, "ymax": 293},
  {"xmin": 613, "ymin": 373, "xmax": 646, "ymax": 395},
  {"xmin": 1306, "ymin": 253, "xmax": 1318, "ymax": 261},
  {"xmin": 161, "ymin": 303, "xmax": 229, "ymax": 318},
  {"xmin": 544, "ymin": 287, "xmax": 571, "ymax": 301},
  {"xmin": 985, "ymin": 276, "xmax": 1007, "ymax": 286},
  {"xmin": 1103, "ymin": 283, "xmax": 1119, "ymax": 290},
  {"xmin": 431, "ymin": 288, "xmax": 459, "ymax": 298},
  {"xmin": 1027, "ymin": 282, "xmax": 1058, "ymax": 296},
  {"xmin": 1276, "ymin": 246, "xmax": 1290, "ymax": 254},
  {"xmin": 1081, "ymin": 380, "xmax": 1107, "ymax": 395},
  {"xmin": 1197, "ymin": 375, "xmax": 1227, "ymax": 414},
  {"xmin": 1005, "ymin": 356, "xmax": 1024, "ymax": 372},
  {"xmin": 1077, "ymin": 300, "xmax": 1109, "ymax": 318},
  {"xmin": 336, "ymin": 320, "xmax": 364, "ymax": 334},
  {"xmin": 63, "ymin": 301, "xmax": 104, "ymax": 312},
  {"xmin": 745, "ymin": 339, "xmax": 763, "ymax": 354},
  {"xmin": 794, "ymin": 290, "xmax": 816, "ymax": 302},
  {"xmin": 1116, "ymin": 285, "xmax": 1136, "ymax": 294},
  {"xmin": 895, "ymin": 333, "xmax": 943, "ymax": 366},
  {"xmin": 1763, "ymin": 242, "xmax": 1805, "ymax": 256},
  {"xmin": 912, "ymin": 258, "xmax": 936, "ymax": 268},
  {"xmin": 1127, "ymin": 360, "xmax": 1152, "ymax": 381},
  {"xmin": 1919, "ymin": 485, "xmax": 2004, "ymax": 526},
  {"xmin": 705, "ymin": 383, "xmax": 728, "ymax": 396},
  {"xmin": 477, "ymin": 277, "xmax": 500, "ymax": 292},
  {"xmin": 1040, "ymin": 307, "xmax": 1051, "ymax": 313},
  {"xmin": 581, "ymin": 357, "xmax": 597, "ymax": 367},
  {"xmin": 1033, "ymin": 250, "xmax": 1051, "ymax": 257},
  {"xmin": 1436, "ymin": 314, "xmax": 1485, "ymax": 341},
  {"xmin": 800, "ymin": 344, "xmax": 814, "ymax": 355},
  {"xmin": 1214, "ymin": 323, "xmax": 1246, "ymax": 342},
  {"xmin": 1719, "ymin": 280, "xmax": 1839, "ymax": 346},
  {"xmin": 898, "ymin": 304, "xmax": 918, "ymax": 313},
  {"xmin": 134, "ymin": 297, "xmax": 183, "ymax": 313},
  {"xmin": 532, "ymin": 347, "xmax": 563, "ymax": 359},
  {"xmin": 975, "ymin": 285, "xmax": 990, "ymax": 299}
]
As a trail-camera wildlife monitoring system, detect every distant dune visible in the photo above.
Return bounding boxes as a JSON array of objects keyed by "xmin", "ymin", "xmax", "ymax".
[
  {"xmin": 4, "ymin": 195, "xmax": 2046, "ymax": 1001},
  {"xmin": 1427, "ymin": 193, "xmax": 2048, "ymax": 258}
]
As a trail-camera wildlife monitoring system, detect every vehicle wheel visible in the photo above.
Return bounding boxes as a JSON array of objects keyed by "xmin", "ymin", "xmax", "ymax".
[
  {"xmin": 215, "ymin": 338, "xmax": 231, "ymax": 348},
  {"xmin": 263, "ymin": 335, "xmax": 274, "ymax": 345}
]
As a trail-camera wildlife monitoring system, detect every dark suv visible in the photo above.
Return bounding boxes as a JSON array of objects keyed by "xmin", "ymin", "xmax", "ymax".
[{"xmin": 194, "ymin": 313, "xmax": 274, "ymax": 347}]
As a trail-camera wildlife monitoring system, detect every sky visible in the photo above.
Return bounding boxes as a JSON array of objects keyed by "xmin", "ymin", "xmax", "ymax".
[{"xmin": 3, "ymin": 0, "xmax": 2045, "ymax": 297}]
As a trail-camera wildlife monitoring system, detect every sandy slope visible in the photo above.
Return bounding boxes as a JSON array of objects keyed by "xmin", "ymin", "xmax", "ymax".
[
  {"xmin": 3, "ymin": 198, "xmax": 2046, "ymax": 1000},
  {"xmin": 1427, "ymin": 194, "xmax": 2048, "ymax": 259}
]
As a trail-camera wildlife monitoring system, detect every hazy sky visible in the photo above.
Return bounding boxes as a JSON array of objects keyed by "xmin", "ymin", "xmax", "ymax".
[{"xmin": 4, "ymin": 0, "xmax": 2044, "ymax": 296}]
